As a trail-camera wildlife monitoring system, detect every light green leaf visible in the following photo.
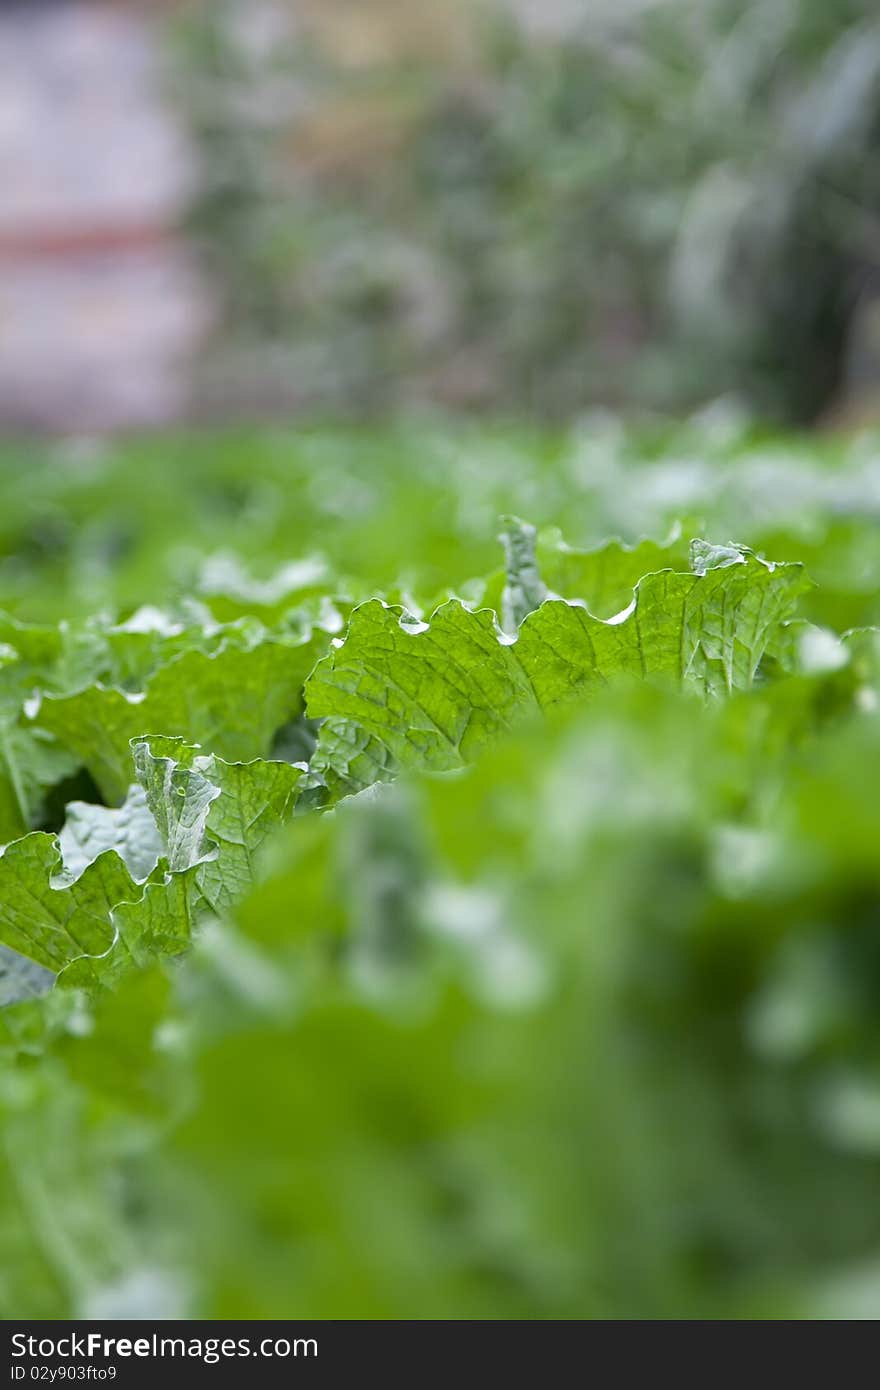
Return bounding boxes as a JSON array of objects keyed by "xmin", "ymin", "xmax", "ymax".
[
  {"xmin": 192, "ymin": 759, "xmax": 305, "ymax": 912},
  {"xmin": 34, "ymin": 632, "xmax": 328, "ymax": 804},
  {"xmin": 132, "ymin": 739, "xmax": 219, "ymax": 874},
  {"xmin": 499, "ymin": 516, "xmax": 549, "ymax": 631},
  {"xmin": 307, "ymin": 720, "xmax": 399, "ymax": 803},
  {"xmin": 519, "ymin": 546, "xmax": 810, "ymax": 697},
  {"xmin": 134, "ymin": 737, "xmax": 305, "ymax": 912},
  {"xmin": 4, "ymin": 739, "xmax": 306, "ymax": 993},
  {"xmin": 58, "ymin": 785, "xmax": 164, "ymax": 885}
]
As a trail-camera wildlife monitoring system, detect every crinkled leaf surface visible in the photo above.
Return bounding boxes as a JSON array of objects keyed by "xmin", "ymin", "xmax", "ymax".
[
  {"xmin": 134, "ymin": 736, "xmax": 305, "ymax": 912},
  {"xmin": 0, "ymin": 836, "xmax": 138, "ymax": 973},
  {"xmin": 58, "ymin": 784, "xmax": 164, "ymax": 885},
  {"xmin": 133, "ymin": 739, "xmax": 219, "ymax": 874},
  {"xmin": 34, "ymin": 633, "xmax": 328, "ymax": 803},
  {"xmin": 59, "ymin": 873, "xmax": 197, "ymax": 992},
  {"xmin": 306, "ymin": 544, "xmax": 809, "ymax": 794},
  {"xmin": 517, "ymin": 548, "xmax": 809, "ymax": 696},
  {"xmin": 308, "ymin": 600, "xmax": 536, "ymax": 781}
]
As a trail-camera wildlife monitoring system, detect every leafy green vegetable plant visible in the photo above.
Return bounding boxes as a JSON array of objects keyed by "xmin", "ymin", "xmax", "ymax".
[{"xmin": 2, "ymin": 429, "xmax": 880, "ymax": 1318}]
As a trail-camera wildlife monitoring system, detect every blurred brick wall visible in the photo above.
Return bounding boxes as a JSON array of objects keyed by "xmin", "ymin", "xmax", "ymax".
[
  {"xmin": 0, "ymin": 0, "xmax": 593, "ymax": 433},
  {"xmin": 0, "ymin": 1, "xmax": 209, "ymax": 432}
]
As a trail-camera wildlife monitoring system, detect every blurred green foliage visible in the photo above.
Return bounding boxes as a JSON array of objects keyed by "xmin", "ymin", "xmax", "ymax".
[
  {"xmin": 4, "ymin": 416, "xmax": 880, "ymax": 626},
  {"xmin": 172, "ymin": 0, "xmax": 880, "ymax": 423}
]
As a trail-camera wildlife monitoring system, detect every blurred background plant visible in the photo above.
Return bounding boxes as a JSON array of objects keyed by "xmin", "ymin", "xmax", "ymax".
[
  {"xmin": 167, "ymin": 0, "xmax": 880, "ymax": 425},
  {"xmin": 4, "ymin": 0, "xmax": 880, "ymax": 429}
]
